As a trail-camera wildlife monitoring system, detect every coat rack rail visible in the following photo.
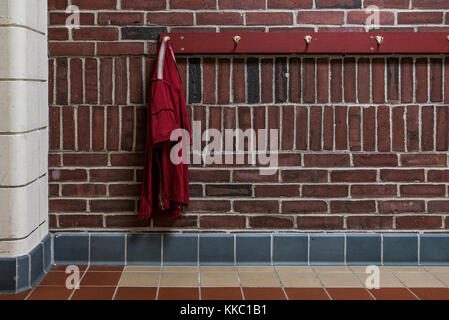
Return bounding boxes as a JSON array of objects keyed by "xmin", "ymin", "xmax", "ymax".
[{"xmin": 160, "ymin": 32, "xmax": 449, "ymax": 54}]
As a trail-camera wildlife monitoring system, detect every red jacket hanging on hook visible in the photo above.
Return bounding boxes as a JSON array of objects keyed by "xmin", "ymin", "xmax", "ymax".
[{"xmin": 139, "ymin": 37, "xmax": 191, "ymax": 220}]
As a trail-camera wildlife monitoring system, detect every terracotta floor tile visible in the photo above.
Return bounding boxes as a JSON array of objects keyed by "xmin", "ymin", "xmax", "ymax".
[
  {"xmin": 27, "ymin": 286, "xmax": 73, "ymax": 300},
  {"xmin": 200, "ymin": 272, "xmax": 240, "ymax": 287},
  {"xmin": 393, "ymin": 272, "xmax": 444, "ymax": 288},
  {"xmin": 242, "ymin": 288, "xmax": 286, "ymax": 300},
  {"xmin": 368, "ymin": 288, "xmax": 418, "ymax": 300},
  {"xmin": 355, "ymin": 272, "xmax": 404, "ymax": 288},
  {"xmin": 158, "ymin": 287, "xmax": 199, "ymax": 300},
  {"xmin": 119, "ymin": 271, "xmax": 160, "ymax": 287},
  {"xmin": 312, "ymin": 266, "xmax": 352, "ymax": 273},
  {"xmin": 0, "ymin": 290, "xmax": 31, "ymax": 300},
  {"xmin": 80, "ymin": 271, "xmax": 122, "ymax": 286},
  {"xmin": 410, "ymin": 288, "xmax": 449, "ymax": 300},
  {"xmin": 159, "ymin": 272, "xmax": 199, "ymax": 287},
  {"xmin": 124, "ymin": 266, "xmax": 162, "ymax": 272},
  {"xmin": 200, "ymin": 266, "xmax": 237, "ymax": 273},
  {"xmin": 201, "ymin": 287, "xmax": 243, "ymax": 300},
  {"xmin": 114, "ymin": 287, "xmax": 157, "ymax": 300},
  {"xmin": 284, "ymin": 288, "xmax": 330, "ymax": 300},
  {"xmin": 40, "ymin": 271, "xmax": 80, "ymax": 286},
  {"xmin": 238, "ymin": 272, "xmax": 281, "ymax": 287},
  {"xmin": 278, "ymin": 272, "xmax": 322, "ymax": 288},
  {"xmin": 87, "ymin": 266, "xmax": 124, "ymax": 272},
  {"xmin": 326, "ymin": 288, "xmax": 374, "ymax": 300},
  {"xmin": 316, "ymin": 272, "xmax": 364, "ymax": 288},
  {"xmin": 70, "ymin": 286, "xmax": 116, "ymax": 300},
  {"xmin": 51, "ymin": 265, "xmax": 88, "ymax": 272}
]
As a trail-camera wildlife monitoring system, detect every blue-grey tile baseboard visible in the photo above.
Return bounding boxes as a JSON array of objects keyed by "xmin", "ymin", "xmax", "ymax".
[
  {"xmin": 4, "ymin": 232, "xmax": 449, "ymax": 293},
  {"xmin": 0, "ymin": 234, "xmax": 52, "ymax": 294}
]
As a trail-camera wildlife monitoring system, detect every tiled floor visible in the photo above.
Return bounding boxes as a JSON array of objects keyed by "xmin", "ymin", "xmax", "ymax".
[{"xmin": 2, "ymin": 265, "xmax": 449, "ymax": 300}]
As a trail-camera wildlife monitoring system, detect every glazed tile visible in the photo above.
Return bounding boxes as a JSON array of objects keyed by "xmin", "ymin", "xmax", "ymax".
[
  {"xmin": 410, "ymin": 288, "xmax": 449, "ymax": 300},
  {"xmin": 119, "ymin": 271, "xmax": 160, "ymax": 287},
  {"xmin": 201, "ymin": 287, "xmax": 243, "ymax": 300},
  {"xmin": 124, "ymin": 266, "xmax": 162, "ymax": 272},
  {"xmin": 312, "ymin": 266, "xmax": 352, "ymax": 273},
  {"xmin": 158, "ymin": 287, "xmax": 199, "ymax": 300},
  {"xmin": 242, "ymin": 288, "xmax": 286, "ymax": 300},
  {"xmin": 27, "ymin": 286, "xmax": 72, "ymax": 300},
  {"xmin": 355, "ymin": 272, "xmax": 405, "ymax": 288},
  {"xmin": 284, "ymin": 288, "xmax": 329, "ymax": 300},
  {"xmin": 393, "ymin": 272, "xmax": 445, "ymax": 288},
  {"xmin": 316, "ymin": 272, "xmax": 364, "ymax": 288},
  {"xmin": 200, "ymin": 272, "xmax": 240, "ymax": 287},
  {"xmin": 368, "ymin": 288, "xmax": 418, "ymax": 300},
  {"xmin": 71, "ymin": 286, "xmax": 116, "ymax": 300},
  {"xmin": 326, "ymin": 288, "xmax": 373, "ymax": 300},
  {"xmin": 278, "ymin": 272, "xmax": 322, "ymax": 288},
  {"xmin": 114, "ymin": 287, "xmax": 157, "ymax": 300},
  {"xmin": 159, "ymin": 272, "xmax": 199, "ymax": 287},
  {"xmin": 238, "ymin": 272, "xmax": 281, "ymax": 287},
  {"xmin": 79, "ymin": 271, "xmax": 122, "ymax": 286}
]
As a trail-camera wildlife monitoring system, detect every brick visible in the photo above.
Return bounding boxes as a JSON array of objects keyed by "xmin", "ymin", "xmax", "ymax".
[
  {"xmin": 187, "ymin": 200, "xmax": 231, "ymax": 213},
  {"xmin": 220, "ymin": 0, "xmax": 265, "ymax": 9},
  {"xmin": 428, "ymin": 201, "xmax": 449, "ymax": 213},
  {"xmin": 50, "ymin": 12, "xmax": 95, "ymax": 25},
  {"xmin": 206, "ymin": 185, "xmax": 252, "ymax": 197},
  {"xmin": 56, "ymin": 59, "xmax": 68, "ymax": 105},
  {"xmin": 209, "ymin": 106, "xmax": 221, "ymax": 131},
  {"xmin": 309, "ymin": 107, "xmax": 322, "ymax": 151},
  {"xmin": 109, "ymin": 184, "xmax": 141, "ymax": 196},
  {"xmin": 347, "ymin": 11, "xmax": 394, "ymax": 25},
  {"xmin": 247, "ymin": 12, "xmax": 293, "ymax": 25},
  {"xmin": 90, "ymin": 200, "xmax": 135, "ymax": 213},
  {"xmin": 415, "ymin": 58, "xmax": 429, "ymax": 103},
  {"xmin": 147, "ymin": 12, "xmax": 193, "ymax": 26},
  {"xmin": 351, "ymin": 185, "xmax": 397, "ymax": 198},
  {"xmin": 302, "ymin": 58, "xmax": 315, "ymax": 103},
  {"xmin": 48, "ymin": 0, "xmax": 68, "ymax": 10},
  {"xmin": 98, "ymin": 12, "xmax": 144, "ymax": 25},
  {"xmin": 200, "ymin": 215, "xmax": 245, "ymax": 229},
  {"xmin": 302, "ymin": 185, "xmax": 348, "ymax": 198},
  {"xmin": 387, "ymin": 58, "xmax": 400, "ymax": 103},
  {"xmin": 282, "ymin": 106, "xmax": 295, "ymax": 150},
  {"xmin": 48, "ymin": 42, "xmax": 95, "ymax": 57},
  {"xmin": 50, "ymin": 200, "xmax": 87, "ymax": 212},
  {"xmin": 106, "ymin": 215, "xmax": 152, "ymax": 228},
  {"xmin": 249, "ymin": 216, "xmax": 294, "ymax": 229},
  {"xmin": 282, "ymin": 201, "xmax": 327, "ymax": 213},
  {"xmin": 121, "ymin": 106, "xmax": 134, "ymax": 151},
  {"xmin": 234, "ymin": 200, "xmax": 279, "ymax": 213},
  {"xmin": 331, "ymin": 201, "xmax": 376, "ymax": 213},
  {"xmin": 100, "ymin": 59, "xmax": 113, "ymax": 104},
  {"xmin": 401, "ymin": 184, "xmax": 446, "ymax": 197},
  {"xmin": 281, "ymin": 170, "xmax": 327, "ymax": 183},
  {"xmin": 275, "ymin": 58, "xmax": 288, "ymax": 103},
  {"xmin": 154, "ymin": 216, "xmax": 199, "ymax": 228},
  {"xmin": 107, "ymin": 106, "xmax": 119, "ymax": 150},
  {"xmin": 401, "ymin": 154, "xmax": 447, "ymax": 167},
  {"xmin": 233, "ymin": 59, "xmax": 246, "ymax": 104},
  {"xmin": 62, "ymin": 107, "xmax": 75, "ymax": 150},
  {"xmin": 49, "ymin": 154, "xmax": 61, "ymax": 168},
  {"xmin": 401, "ymin": 58, "xmax": 413, "ymax": 103},
  {"xmin": 72, "ymin": 0, "xmax": 116, "ymax": 9},
  {"xmin": 190, "ymin": 170, "xmax": 230, "ymax": 182},
  {"xmin": 347, "ymin": 216, "xmax": 393, "ymax": 230},
  {"xmin": 316, "ymin": 58, "xmax": 329, "ymax": 103},
  {"xmin": 362, "ymin": 107, "xmax": 376, "ymax": 151},
  {"xmin": 323, "ymin": 107, "xmax": 334, "ymax": 150},
  {"xmin": 114, "ymin": 58, "xmax": 127, "ymax": 105},
  {"xmin": 349, "ymin": 107, "xmax": 361, "ymax": 151},
  {"xmin": 331, "ymin": 170, "xmax": 377, "ymax": 182},
  {"xmin": 69, "ymin": 59, "xmax": 82, "ymax": 105},
  {"xmin": 129, "ymin": 57, "xmax": 143, "ymax": 104},
  {"xmin": 436, "ymin": 107, "xmax": 449, "ymax": 151},
  {"xmin": 62, "ymin": 184, "xmax": 107, "ymax": 197},
  {"xmin": 430, "ymin": 58, "xmax": 443, "ymax": 102},
  {"xmin": 357, "ymin": 58, "xmax": 370, "ymax": 103},
  {"xmin": 377, "ymin": 106, "xmax": 391, "ymax": 152},
  {"xmin": 90, "ymin": 169, "xmax": 134, "ymax": 182},
  {"xmin": 48, "ymin": 28, "xmax": 69, "ymax": 41},
  {"xmin": 110, "ymin": 154, "xmax": 144, "ymax": 166},
  {"xmin": 378, "ymin": 200, "xmax": 425, "ymax": 213},
  {"xmin": 297, "ymin": 216, "xmax": 343, "ymax": 230},
  {"xmin": 316, "ymin": 0, "xmax": 361, "ymax": 8},
  {"xmin": 298, "ymin": 11, "xmax": 345, "ymax": 25},
  {"xmin": 188, "ymin": 58, "xmax": 201, "ymax": 104},
  {"xmin": 289, "ymin": 58, "xmax": 301, "ymax": 103},
  {"xmin": 217, "ymin": 59, "xmax": 231, "ymax": 104},
  {"xmin": 335, "ymin": 106, "xmax": 347, "ymax": 150},
  {"xmin": 63, "ymin": 153, "xmax": 108, "ymax": 167},
  {"xmin": 330, "ymin": 59, "xmax": 343, "ymax": 102},
  {"xmin": 268, "ymin": 0, "xmax": 312, "ymax": 8},
  {"xmin": 304, "ymin": 154, "xmax": 350, "ymax": 167},
  {"xmin": 246, "ymin": 58, "xmax": 260, "ymax": 104},
  {"xmin": 398, "ymin": 12, "xmax": 443, "ymax": 24},
  {"xmin": 197, "ymin": 12, "xmax": 243, "ymax": 25},
  {"xmin": 372, "ymin": 58, "xmax": 385, "ymax": 104},
  {"xmin": 49, "ymin": 169, "xmax": 87, "ymax": 182},
  {"xmin": 296, "ymin": 106, "xmax": 308, "ymax": 150},
  {"xmin": 381, "ymin": 169, "xmax": 424, "ymax": 182},
  {"xmin": 77, "ymin": 106, "xmax": 90, "ymax": 151},
  {"xmin": 344, "ymin": 58, "xmax": 356, "ymax": 102},
  {"xmin": 392, "ymin": 106, "xmax": 405, "ymax": 151},
  {"xmin": 170, "ymin": 0, "xmax": 216, "ymax": 9},
  {"xmin": 255, "ymin": 185, "xmax": 300, "ymax": 197},
  {"xmin": 445, "ymin": 58, "xmax": 449, "ymax": 104},
  {"xmin": 122, "ymin": 0, "xmax": 166, "ymax": 9},
  {"xmin": 122, "ymin": 27, "xmax": 166, "ymax": 40},
  {"xmin": 414, "ymin": 0, "xmax": 449, "ymax": 9},
  {"xmin": 260, "ymin": 59, "xmax": 273, "ymax": 103},
  {"xmin": 97, "ymin": 42, "xmax": 145, "ymax": 56},
  {"xmin": 59, "ymin": 215, "xmax": 103, "ymax": 228},
  {"xmin": 85, "ymin": 58, "xmax": 98, "ymax": 104},
  {"xmin": 73, "ymin": 28, "xmax": 118, "ymax": 41},
  {"xmin": 353, "ymin": 154, "xmax": 398, "ymax": 167},
  {"xmin": 396, "ymin": 216, "xmax": 442, "ymax": 230},
  {"xmin": 428, "ymin": 170, "xmax": 449, "ymax": 182},
  {"xmin": 364, "ymin": 0, "xmax": 409, "ymax": 8},
  {"xmin": 49, "ymin": 108, "xmax": 60, "ymax": 150},
  {"xmin": 421, "ymin": 106, "xmax": 434, "ymax": 151},
  {"xmin": 406, "ymin": 105, "xmax": 419, "ymax": 151}
]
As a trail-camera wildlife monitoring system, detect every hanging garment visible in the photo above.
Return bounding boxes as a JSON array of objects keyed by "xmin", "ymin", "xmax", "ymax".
[{"xmin": 139, "ymin": 37, "xmax": 191, "ymax": 220}]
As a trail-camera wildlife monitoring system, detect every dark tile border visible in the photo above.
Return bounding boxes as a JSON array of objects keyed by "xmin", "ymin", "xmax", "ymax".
[{"xmin": 0, "ymin": 234, "xmax": 51, "ymax": 294}]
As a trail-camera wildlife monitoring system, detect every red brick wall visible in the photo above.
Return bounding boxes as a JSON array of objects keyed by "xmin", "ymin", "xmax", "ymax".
[{"xmin": 48, "ymin": 0, "xmax": 449, "ymax": 233}]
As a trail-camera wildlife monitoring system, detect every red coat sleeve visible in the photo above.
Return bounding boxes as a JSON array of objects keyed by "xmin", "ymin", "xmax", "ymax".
[{"xmin": 150, "ymin": 80, "xmax": 180, "ymax": 145}]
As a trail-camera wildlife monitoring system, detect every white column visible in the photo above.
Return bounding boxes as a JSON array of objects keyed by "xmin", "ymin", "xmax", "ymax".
[{"xmin": 0, "ymin": 0, "xmax": 48, "ymax": 257}]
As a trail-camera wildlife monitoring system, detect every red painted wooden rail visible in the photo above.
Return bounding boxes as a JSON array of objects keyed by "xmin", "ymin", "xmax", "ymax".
[{"xmin": 160, "ymin": 32, "xmax": 449, "ymax": 54}]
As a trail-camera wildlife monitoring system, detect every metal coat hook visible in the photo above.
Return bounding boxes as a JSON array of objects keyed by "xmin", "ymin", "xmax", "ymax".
[
  {"xmin": 233, "ymin": 35, "xmax": 241, "ymax": 46},
  {"xmin": 304, "ymin": 35, "xmax": 312, "ymax": 45},
  {"xmin": 376, "ymin": 35, "xmax": 384, "ymax": 45}
]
